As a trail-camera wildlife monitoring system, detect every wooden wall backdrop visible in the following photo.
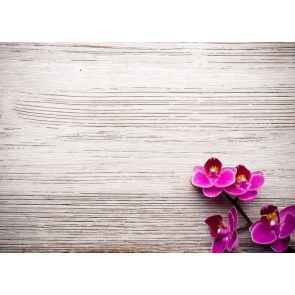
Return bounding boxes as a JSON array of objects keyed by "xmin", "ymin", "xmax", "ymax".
[{"xmin": 0, "ymin": 43, "xmax": 295, "ymax": 253}]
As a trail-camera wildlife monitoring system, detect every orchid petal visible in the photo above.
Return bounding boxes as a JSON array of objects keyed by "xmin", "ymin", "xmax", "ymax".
[
  {"xmin": 227, "ymin": 211, "xmax": 234, "ymax": 238},
  {"xmin": 250, "ymin": 222, "xmax": 277, "ymax": 244},
  {"xmin": 251, "ymin": 170, "xmax": 263, "ymax": 175},
  {"xmin": 280, "ymin": 205, "xmax": 295, "ymax": 220},
  {"xmin": 238, "ymin": 191, "xmax": 258, "ymax": 202},
  {"xmin": 210, "ymin": 231, "xmax": 221, "ymax": 239},
  {"xmin": 279, "ymin": 213, "xmax": 295, "ymax": 238},
  {"xmin": 227, "ymin": 207, "xmax": 238, "ymax": 238},
  {"xmin": 270, "ymin": 236, "xmax": 290, "ymax": 252},
  {"xmin": 227, "ymin": 230, "xmax": 238, "ymax": 251},
  {"xmin": 203, "ymin": 186, "xmax": 223, "ymax": 198},
  {"xmin": 205, "ymin": 215, "xmax": 223, "ymax": 230},
  {"xmin": 214, "ymin": 168, "xmax": 236, "ymax": 188},
  {"xmin": 248, "ymin": 171, "xmax": 264, "ymax": 190},
  {"xmin": 223, "ymin": 184, "xmax": 246, "ymax": 195},
  {"xmin": 211, "ymin": 236, "xmax": 228, "ymax": 253},
  {"xmin": 222, "ymin": 167, "xmax": 237, "ymax": 180},
  {"xmin": 230, "ymin": 206, "xmax": 238, "ymax": 229},
  {"xmin": 192, "ymin": 170, "xmax": 213, "ymax": 188},
  {"xmin": 249, "ymin": 220, "xmax": 260, "ymax": 232},
  {"xmin": 193, "ymin": 165, "xmax": 205, "ymax": 173}
]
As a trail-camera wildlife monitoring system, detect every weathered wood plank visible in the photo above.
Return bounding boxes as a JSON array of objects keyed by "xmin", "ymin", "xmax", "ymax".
[{"xmin": 0, "ymin": 43, "xmax": 295, "ymax": 252}]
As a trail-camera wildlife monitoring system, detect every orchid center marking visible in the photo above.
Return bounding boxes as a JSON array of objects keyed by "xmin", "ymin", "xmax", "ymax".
[
  {"xmin": 209, "ymin": 166, "xmax": 219, "ymax": 173},
  {"xmin": 265, "ymin": 211, "xmax": 277, "ymax": 226},
  {"xmin": 267, "ymin": 212, "xmax": 277, "ymax": 221},
  {"xmin": 236, "ymin": 174, "xmax": 246, "ymax": 182}
]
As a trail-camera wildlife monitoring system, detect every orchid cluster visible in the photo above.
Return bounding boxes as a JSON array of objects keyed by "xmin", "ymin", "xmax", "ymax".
[{"xmin": 191, "ymin": 157, "xmax": 295, "ymax": 253}]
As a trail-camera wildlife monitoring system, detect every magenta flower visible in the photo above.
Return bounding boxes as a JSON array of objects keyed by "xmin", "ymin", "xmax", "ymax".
[
  {"xmin": 205, "ymin": 206, "xmax": 239, "ymax": 253},
  {"xmin": 224, "ymin": 164, "xmax": 264, "ymax": 202},
  {"xmin": 250, "ymin": 204, "xmax": 295, "ymax": 252},
  {"xmin": 191, "ymin": 157, "xmax": 236, "ymax": 197}
]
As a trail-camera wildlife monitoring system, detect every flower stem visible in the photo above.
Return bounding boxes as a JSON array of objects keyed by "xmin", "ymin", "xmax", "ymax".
[
  {"xmin": 222, "ymin": 191, "xmax": 253, "ymax": 228},
  {"xmin": 236, "ymin": 223, "xmax": 252, "ymax": 232}
]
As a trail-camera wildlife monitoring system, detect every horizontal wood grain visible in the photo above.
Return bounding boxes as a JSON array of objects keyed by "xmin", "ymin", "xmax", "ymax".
[{"xmin": 0, "ymin": 43, "xmax": 295, "ymax": 252}]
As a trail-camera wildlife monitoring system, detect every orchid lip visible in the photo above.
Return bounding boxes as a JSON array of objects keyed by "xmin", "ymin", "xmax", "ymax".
[
  {"xmin": 217, "ymin": 228, "xmax": 229, "ymax": 236},
  {"xmin": 210, "ymin": 171, "xmax": 218, "ymax": 178},
  {"xmin": 239, "ymin": 179, "xmax": 248, "ymax": 189}
]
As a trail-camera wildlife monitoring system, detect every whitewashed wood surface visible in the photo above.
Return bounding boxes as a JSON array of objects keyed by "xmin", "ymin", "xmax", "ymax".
[{"xmin": 0, "ymin": 43, "xmax": 295, "ymax": 252}]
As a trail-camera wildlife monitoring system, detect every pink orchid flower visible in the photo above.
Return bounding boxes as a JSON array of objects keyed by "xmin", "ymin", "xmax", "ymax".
[
  {"xmin": 224, "ymin": 165, "xmax": 264, "ymax": 202},
  {"xmin": 191, "ymin": 157, "xmax": 236, "ymax": 197},
  {"xmin": 205, "ymin": 206, "xmax": 239, "ymax": 253},
  {"xmin": 250, "ymin": 204, "xmax": 295, "ymax": 252}
]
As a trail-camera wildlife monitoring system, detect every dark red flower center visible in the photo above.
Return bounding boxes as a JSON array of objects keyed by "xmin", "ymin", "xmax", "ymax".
[
  {"xmin": 204, "ymin": 158, "xmax": 222, "ymax": 175},
  {"xmin": 209, "ymin": 165, "xmax": 219, "ymax": 174},
  {"xmin": 266, "ymin": 212, "xmax": 278, "ymax": 226},
  {"xmin": 205, "ymin": 215, "xmax": 228, "ymax": 238},
  {"xmin": 260, "ymin": 205, "xmax": 280, "ymax": 228},
  {"xmin": 235, "ymin": 165, "xmax": 250, "ymax": 183},
  {"xmin": 236, "ymin": 174, "xmax": 247, "ymax": 182}
]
